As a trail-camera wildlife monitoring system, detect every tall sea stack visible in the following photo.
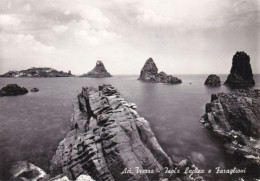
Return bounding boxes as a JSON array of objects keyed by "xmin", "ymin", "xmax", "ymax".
[
  {"xmin": 224, "ymin": 52, "xmax": 255, "ymax": 87},
  {"xmin": 81, "ymin": 61, "xmax": 112, "ymax": 78},
  {"xmin": 138, "ymin": 58, "xmax": 182, "ymax": 84}
]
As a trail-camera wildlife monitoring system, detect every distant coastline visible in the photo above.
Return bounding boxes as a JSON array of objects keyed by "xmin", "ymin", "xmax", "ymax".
[{"xmin": 0, "ymin": 67, "xmax": 74, "ymax": 78}]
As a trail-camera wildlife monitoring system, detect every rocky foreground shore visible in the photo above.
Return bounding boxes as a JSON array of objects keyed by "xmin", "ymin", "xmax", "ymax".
[
  {"xmin": 201, "ymin": 89, "xmax": 260, "ymax": 170},
  {"xmin": 11, "ymin": 84, "xmax": 203, "ymax": 181}
]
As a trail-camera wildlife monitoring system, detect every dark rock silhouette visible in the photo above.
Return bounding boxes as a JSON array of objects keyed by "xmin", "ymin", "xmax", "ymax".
[
  {"xmin": 0, "ymin": 67, "xmax": 74, "ymax": 77},
  {"xmin": 138, "ymin": 58, "xmax": 182, "ymax": 84},
  {"xmin": 31, "ymin": 88, "xmax": 39, "ymax": 92},
  {"xmin": 138, "ymin": 58, "xmax": 158, "ymax": 82},
  {"xmin": 224, "ymin": 52, "xmax": 255, "ymax": 87},
  {"xmin": 0, "ymin": 84, "xmax": 28, "ymax": 96},
  {"xmin": 50, "ymin": 84, "xmax": 203, "ymax": 181},
  {"xmin": 204, "ymin": 74, "xmax": 221, "ymax": 87},
  {"xmin": 201, "ymin": 89, "xmax": 260, "ymax": 168},
  {"xmin": 81, "ymin": 61, "xmax": 112, "ymax": 78}
]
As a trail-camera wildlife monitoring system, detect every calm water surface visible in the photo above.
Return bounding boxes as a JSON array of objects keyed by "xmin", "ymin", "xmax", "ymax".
[{"xmin": 0, "ymin": 75, "xmax": 260, "ymax": 180}]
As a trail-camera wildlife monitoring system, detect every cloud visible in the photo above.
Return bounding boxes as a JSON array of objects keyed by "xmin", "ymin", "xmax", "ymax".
[
  {"xmin": 0, "ymin": 32, "xmax": 56, "ymax": 72},
  {"xmin": 0, "ymin": 14, "xmax": 21, "ymax": 27},
  {"xmin": 0, "ymin": 0, "xmax": 259, "ymax": 74},
  {"xmin": 53, "ymin": 25, "xmax": 68, "ymax": 33},
  {"xmin": 136, "ymin": 9, "xmax": 173, "ymax": 27},
  {"xmin": 78, "ymin": 7, "xmax": 111, "ymax": 29},
  {"xmin": 0, "ymin": 33, "xmax": 55, "ymax": 57},
  {"xmin": 23, "ymin": 3, "xmax": 31, "ymax": 12}
]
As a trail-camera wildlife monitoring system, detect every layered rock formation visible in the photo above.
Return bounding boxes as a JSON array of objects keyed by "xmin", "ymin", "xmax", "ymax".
[
  {"xmin": 138, "ymin": 58, "xmax": 182, "ymax": 84},
  {"xmin": 81, "ymin": 61, "xmax": 112, "ymax": 78},
  {"xmin": 204, "ymin": 74, "xmax": 221, "ymax": 87},
  {"xmin": 50, "ymin": 84, "xmax": 203, "ymax": 181},
  {"xmin": 224, "ymin": 52, "xmax": 255, "ymax": 87},
  {"xmin": 200, "ymin": 89, "xmax": 260, "ymax": 167},
  {"xmin": 0, "ymin": 67, "xmax": 73, "ymax": 77},
  {"xmin": 0, "ymin": 84, "xmax": 28, "ymax": 96}
]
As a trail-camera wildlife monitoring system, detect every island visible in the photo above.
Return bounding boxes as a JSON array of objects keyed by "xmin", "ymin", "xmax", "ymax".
[
  {"xmin": 224, "ymin": 51, "xmax": 255, "ymax": 87},
  {"xmin": 0, "ymin": 67, "xmax": 73, "ymax": 77},
  {"xmin": 0, "ymin": 84, "xmax": 28, "ymax": 96},
  {"xmin": 204, "ymin": 74, "xmax": 221, "ymax": 87},
  {"xmin": 80, "ymin": 61, "xmax": 112, "ymax": 78},
  {"xmin": 138, "ymin": 58, "xmax": 182, "ymax": 84}
]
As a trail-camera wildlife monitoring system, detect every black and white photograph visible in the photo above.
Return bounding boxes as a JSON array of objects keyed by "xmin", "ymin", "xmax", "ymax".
[{"xmin": 0, "ymin": 0, "xmax": 259, "ymax": 181}]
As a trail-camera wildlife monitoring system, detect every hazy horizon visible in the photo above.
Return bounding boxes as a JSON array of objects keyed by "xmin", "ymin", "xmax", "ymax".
[{"xmin": 0, "ymin": 0, "xmax": 259, "ymax": 75}]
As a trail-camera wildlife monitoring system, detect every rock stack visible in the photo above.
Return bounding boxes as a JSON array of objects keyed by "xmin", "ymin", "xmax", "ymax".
[
  {"xmin": 204, "ymin": 74, "xmax": 221, "ymax": 87},
  {"xmin": 49, "ymin": 84, "xmax": 203, "ymax": 181},
  {"xmin": 224, "ymin": 52, "xmax": 255, "ymax": 87},
  {"xmin": 81, "ymin": 61, "xmax": 112, "ymax": 78},
  {"xmin": 201, "ymin": 89, "xmax": 260, "ymax": 168},
  {"xmin": 0, "ymin": 84, "xmax": 28, "ymax": 96},
  {"xmin": 138, "ymin": 58, "xmax": 182, "ymax": 84}
]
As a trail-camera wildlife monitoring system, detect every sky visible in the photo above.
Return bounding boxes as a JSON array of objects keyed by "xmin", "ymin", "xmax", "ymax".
[{"xmin": 0, "ymin": 0, "xmax": 259, "ymax": 75}]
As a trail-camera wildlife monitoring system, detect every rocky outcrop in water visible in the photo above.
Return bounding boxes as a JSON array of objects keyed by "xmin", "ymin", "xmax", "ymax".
[
  {"xmin": 204, "ymin": 74, "xmax": 221, "ymax": 87},
  {"xmin": 0, "ymin": 84, "xmax": 28, "ymax": 96},
  {"xmin": 10, "ymin": 161, "xmax": 94, "ymax": 181},
  {"xmin": 10, "ymin": 161, "xmax": 46, "ymax": 181},
  {"xmin": 224, "ymin": 52, "xmax": 255, "ymax": 87},
  {"xmin": 50, "ymin": 84, "xmax": 203, "ymax": 181},
  {"xmin": 31, "ymin": 88, "xmax": 39, "ymax": 92},
  {"xmin": 200, "ymin": 89, "xmax": 260, "ymax": 167},
  {"xmin": 0, "ymin": 67, "xmax": 73, "ymax": 77},
  {"xmin": 138, "ymin": 58, "xmax": 182, "ymax": 84},
  {"xmin": 81, "ymin": 61, "xmax": 112, "ymax": 78}
]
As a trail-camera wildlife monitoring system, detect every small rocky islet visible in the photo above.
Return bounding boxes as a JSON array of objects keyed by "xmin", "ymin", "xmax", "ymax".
[
  {"xmin": 204, "ymin": 74, "xmax": 221, "ymax": 87},
  {"xmin": 31, "ymin": 88, "xmax": 39, "ymax": 92},
  {"xmin": 0, "ymin": 84, "xmax": 40, "ymax": 96},
  {"xmin": 0, "ymin": 84, "xmax": 28, "ymax": 96},
  {"xmin": 138, "ymin": 58, "xmax": 182, "ymax": 84}
]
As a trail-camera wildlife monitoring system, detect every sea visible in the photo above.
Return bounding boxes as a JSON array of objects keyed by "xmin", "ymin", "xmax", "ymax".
[{"xmin": 0, "ymin": 75, "xmax": 260, "ymax": 181}]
